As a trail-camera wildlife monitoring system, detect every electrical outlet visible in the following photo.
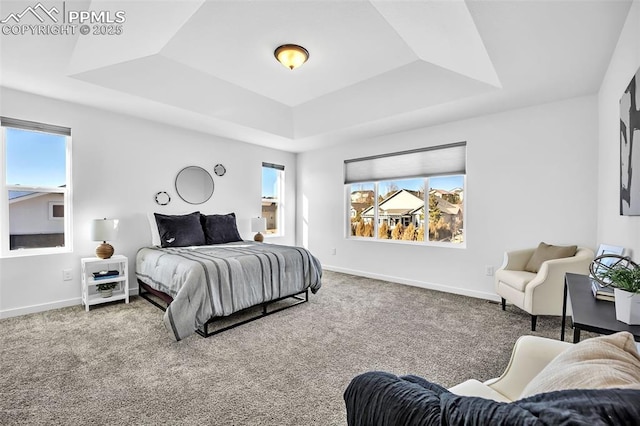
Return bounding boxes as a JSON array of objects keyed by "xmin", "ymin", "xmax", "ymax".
[
  {"xmin": 331, "ymin": 248, "xmax": 336, "ymax": 255},
  {"xmin": 485, "ymin": 265, "xmax": 494, "ymax": 276},
  {"xmin": 62, "ymin": 269, "xmax": 72, "ymax": 281}
]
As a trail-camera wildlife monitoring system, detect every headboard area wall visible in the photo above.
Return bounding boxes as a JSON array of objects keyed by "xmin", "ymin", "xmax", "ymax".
[{"xmin": 0, "ymin": 87, "xmax": 297, "ymax": 317}]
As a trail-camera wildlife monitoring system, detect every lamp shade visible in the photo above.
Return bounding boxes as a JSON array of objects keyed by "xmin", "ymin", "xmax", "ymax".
[
  {"xmin": 91, "ymin": 218, "xmax": 119, "ymax": 242},
  {"xmin": 274, "ymin": 44, "xmax": 309, "ymax": 70},
  {"xmin": 251, "ymin": 217, "xmax": 267, "ymax": 233}
]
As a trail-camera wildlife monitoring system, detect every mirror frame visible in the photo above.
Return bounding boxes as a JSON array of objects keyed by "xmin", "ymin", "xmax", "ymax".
[{"xmin": 175, "ymin": 166, "xmax": 215, "ymax": 205}]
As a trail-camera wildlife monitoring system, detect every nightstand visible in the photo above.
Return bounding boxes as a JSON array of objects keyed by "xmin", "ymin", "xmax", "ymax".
[{"xmin": 81, "ymin": 255, "xmax": 129, "ymax": 312}]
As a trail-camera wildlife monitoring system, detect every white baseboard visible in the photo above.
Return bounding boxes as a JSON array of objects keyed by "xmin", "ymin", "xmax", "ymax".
[
  {"xmin": 322, "ymin": 265, "xmax": 501, "ymax": 302},
  {"xmin": 0, "ymin": 287, "xmax": 140, "ymax": 319},
  {"xmin": 0, "ymin": 297, "xmax": 81, "ymax": 319}
]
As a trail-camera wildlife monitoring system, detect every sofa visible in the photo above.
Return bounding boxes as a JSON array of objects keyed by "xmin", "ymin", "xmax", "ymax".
[{"xmin": 344, "ymin": 332, "xmax": 640, "ymax": 425}]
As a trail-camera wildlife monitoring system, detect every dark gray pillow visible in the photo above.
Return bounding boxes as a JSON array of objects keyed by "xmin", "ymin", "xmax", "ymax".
[
  {"xmin": 154, "ymin": 212, "xmax": 205, "ymax": 248},
  {"xmin": 201, "ymin": 213, "xmax": 242, "ymax": 244}
]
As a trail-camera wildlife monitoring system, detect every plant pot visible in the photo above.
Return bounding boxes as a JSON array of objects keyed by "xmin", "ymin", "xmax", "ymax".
[
  {"xmin": 613, "ymin": 288, "xmax": 640, "ymax": 325},
  {"xmin": 99, "ymin": 288, "xmax": 113, "ymax": 298}
]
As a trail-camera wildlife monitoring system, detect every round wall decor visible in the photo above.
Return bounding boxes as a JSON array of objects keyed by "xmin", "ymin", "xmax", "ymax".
[
  {"xmin": 155, "ymin": 191, "xmax": 171, "ymax": 206},
  {"xmin": 214, "ymin": 164, "xmax": 226, "ymax": 177}
]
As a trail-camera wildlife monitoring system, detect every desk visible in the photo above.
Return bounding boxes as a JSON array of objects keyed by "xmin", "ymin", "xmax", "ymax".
[{"xmin": 561, "ymin": 273, "xmax": 640, "ymax": 343}]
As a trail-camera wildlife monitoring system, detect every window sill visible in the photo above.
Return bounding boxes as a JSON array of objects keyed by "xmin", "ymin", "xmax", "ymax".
[
  {"xmin": 2, "ymin": 246, "xmax": 72, "ymax": 258},
  {"xmin": 347, "ymin": 236, "xmax": 466, "ymax": 249}
]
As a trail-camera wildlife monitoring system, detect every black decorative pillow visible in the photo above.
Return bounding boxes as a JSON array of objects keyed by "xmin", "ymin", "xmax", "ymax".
[
  {"xmin": 201, "ymin": 213, "xmax": 242, "ymax": 244},
  {"xmin": 154, "ymin": 212, "xmax": 205, "ymax": 248}
]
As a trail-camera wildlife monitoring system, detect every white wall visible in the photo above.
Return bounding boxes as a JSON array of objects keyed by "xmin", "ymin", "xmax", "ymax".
[
  {"xmin": 297, "ymin": 96, "xmax": 599, "ymax": 300},
  {"xmin": 0, "ymin": 88, "xmax": 297, "ymax": 317},
  {"xmin": 597, "ymin": 0, "xmax": 640, "ymax": 259}
]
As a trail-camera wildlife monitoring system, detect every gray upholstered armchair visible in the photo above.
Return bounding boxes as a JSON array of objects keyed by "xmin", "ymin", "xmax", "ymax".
[{"xmin": 495, "ymin": 244, "xmax": 594, "ymax": 330}]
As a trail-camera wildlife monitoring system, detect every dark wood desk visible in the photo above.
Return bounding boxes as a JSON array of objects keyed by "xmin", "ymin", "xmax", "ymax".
[{"xmin": 561, "ymin": 273, "xmax": 640, "ymax": 343}]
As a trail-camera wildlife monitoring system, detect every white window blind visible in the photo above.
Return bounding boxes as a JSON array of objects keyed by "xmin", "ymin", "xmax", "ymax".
[
  {"xmin": 1, "ymin": 116, "xmax": 71, "ymax": 136},
  {"xmin": 262, "ymin": 162, "xmax": 285, "ymax": 171},
  {"xmin": 344, "ymin": 142, "xmax": 466, "ymax": 184}
]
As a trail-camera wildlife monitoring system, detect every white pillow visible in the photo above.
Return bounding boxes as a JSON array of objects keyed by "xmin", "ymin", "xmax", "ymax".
[
  {"xmin": 147, "ymin": 212, "xmax": 161, "ymax": 246},
  {"xmin": 520, "ymin": 331, "xmax": 640, "ymax": 398}
]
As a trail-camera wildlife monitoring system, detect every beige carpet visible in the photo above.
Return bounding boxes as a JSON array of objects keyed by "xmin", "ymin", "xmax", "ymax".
[{"xmin": 0, "ymin": 271, "xmax": 579, "ymax": 425}]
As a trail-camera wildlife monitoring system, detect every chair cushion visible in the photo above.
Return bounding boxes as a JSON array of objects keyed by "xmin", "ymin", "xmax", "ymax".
[
  {"xmin": 524, "ymin": 242, "xmax": 577, "ymax": 273},
  {"xmin": 520, "ymin": 331, "xmax": 640, "ymax": 398},
  {"xmin": 496, "ymin": 269, "xmax": 536, "ymax": 292}
]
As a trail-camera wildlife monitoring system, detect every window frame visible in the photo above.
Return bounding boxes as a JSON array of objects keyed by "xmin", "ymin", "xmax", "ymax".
[
  {"xmin": 49, "ymin": 201, "xmax": 65, "ymax": 220},
  {"xmin": 344, "ymin": 142, "xmax": 466, "ymax": 248},
  {"xmin": 1, "ymin": 118, "xmax": 73, "ymax": 257},
  {"xmin": 261, "ymin": 162, "xmax": 285, "ymax": 238},
  {"xmin": 346, "ymin": 175, "xmax": 466, "ymax": 248}
]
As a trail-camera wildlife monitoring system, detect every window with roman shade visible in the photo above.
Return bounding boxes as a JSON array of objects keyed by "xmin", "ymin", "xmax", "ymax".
[{"xmin": 345, "ymin": 142, "xmax": 466, "ymax": 245}]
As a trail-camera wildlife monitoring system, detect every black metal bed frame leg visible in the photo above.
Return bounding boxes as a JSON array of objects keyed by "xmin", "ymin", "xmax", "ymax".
[
  {"xmin": 194, "ymin": 288, "xmax": 311, "ymax": 338},
  {"xmin": 139, "ymin": 277, "xmax": 312, "ymax": 339}
]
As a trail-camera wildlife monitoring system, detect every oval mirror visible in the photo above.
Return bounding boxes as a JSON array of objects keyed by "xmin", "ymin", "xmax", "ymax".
[{"xmin": 175, "ymin": 166, "xmax": 214, "ymax": 204}]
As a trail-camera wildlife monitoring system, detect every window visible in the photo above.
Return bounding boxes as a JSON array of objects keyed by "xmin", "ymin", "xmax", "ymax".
[
  {"xmin": 345, "ymin": 142, "xmax": 465, "ymax": 245},
  {"xmin": 1, "ymin": 117, "xmax": 72, "ymax": 255},
  {"xmin": 49, "ymin": 201, "xmax": 64, "ymax": 220},
  {"xmin": 261, "ymin": 162, "xmax": 284, "ymax": 236}
]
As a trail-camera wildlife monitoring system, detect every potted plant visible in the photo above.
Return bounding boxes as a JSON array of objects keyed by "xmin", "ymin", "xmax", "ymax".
[
  {"xmin": 598, "ymin": 263, "xmax": 640, "ymax": 325},
  {"xmin": 96, "ymin": 282, "xmax": 117, "ymax": 298}
]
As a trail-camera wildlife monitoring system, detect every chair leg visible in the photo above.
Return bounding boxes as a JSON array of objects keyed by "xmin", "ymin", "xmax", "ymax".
[
  {"xmin": 501, "ymin": 298, "xmax": 506, "ymax": 311},
  {"xmin": 531, "ymin": 315, "xmax": 537, "ymax": 331}
]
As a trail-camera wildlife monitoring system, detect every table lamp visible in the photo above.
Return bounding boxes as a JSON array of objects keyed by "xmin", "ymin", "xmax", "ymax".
[
  {"xmin": 251, "ymin": 217, "xmax": 267, "ymax": 242},
  {"xmin": 91, "ymin": 218, "xmax": 119, "ymax": 259}
]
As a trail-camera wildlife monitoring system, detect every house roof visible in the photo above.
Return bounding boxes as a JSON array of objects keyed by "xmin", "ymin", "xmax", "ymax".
[
  {"xmin": 9, "ymin": 191, "xmax": 35, "ymax": 201},
  {"xmin": 361, "ymin": 189, "xmax": 423, "ymax": 217},
  {"xmin": 0, "ymin": 1, "xmax": 631, "ymax": 152},
  {"xmin": 9, "ymin": 186, "xmax": 67, "ymax": 203},
  {"xmin": 436, "ymin": 198, "xmax": 462, "ymax": 216}
]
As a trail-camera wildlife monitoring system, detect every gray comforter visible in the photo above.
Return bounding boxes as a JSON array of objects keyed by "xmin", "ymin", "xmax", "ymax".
[{"xmin": 136, "ymin": 241, "xmax": 322, "ymax": 340}]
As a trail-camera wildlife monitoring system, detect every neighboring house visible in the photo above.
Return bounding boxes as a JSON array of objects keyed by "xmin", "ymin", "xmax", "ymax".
[
  {"xmin": 361, "ymin": 189, "xmax": 424, "ymax": 228},
  {"xmin": 350, "ymin": 190, "xmax": 374, "ymax": 218},
  {"xmin": 261, "ymin": 198, "xmax": 278, "ymax": 231},
  {"xmin": 451, "ymin": 187, "xmax": 464, "ymax": 202},
  {"xmin": 434, "ymin": 197, "xmax": 464, "ymax": 233},
  {"xmin": 8, "ymin": 191, "xmax": 64, "ymax": 249},
  {"xmin": 359, "ymin": 189, "xmax": 463, "ymax": 235},
  {"xmin": 351, "ymin": 190, "xmax": 374, "ymax": 204}
]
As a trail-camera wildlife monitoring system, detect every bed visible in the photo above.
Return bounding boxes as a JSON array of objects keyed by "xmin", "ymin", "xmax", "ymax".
[{"xmin": 136, "ymin": 212, "xmax": 322, "ymax": 341}]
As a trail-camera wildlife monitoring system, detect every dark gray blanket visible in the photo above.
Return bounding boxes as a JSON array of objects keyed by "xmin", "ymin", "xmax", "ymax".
[{"xmin": 344, "ymin": 371, "xmax": 640, "ymax": 426}]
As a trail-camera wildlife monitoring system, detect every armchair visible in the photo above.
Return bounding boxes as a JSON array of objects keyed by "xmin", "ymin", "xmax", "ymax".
[
  {"xmin": 494, "ymin": 245, "xmax": 594, "ymax": 330},
  {"xmin": 448, "ymin": 335, "xmax": 572, "ymax": 401},
  {"xmin": 344, "ymin": 333, "xmax": 640, "ymax": 425}
]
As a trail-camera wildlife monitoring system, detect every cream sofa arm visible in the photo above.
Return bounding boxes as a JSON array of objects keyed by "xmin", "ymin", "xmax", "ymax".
[
  {"xmin": 485, "ymin": 335, "xmax": 572, "ymax": 401},
  {"xmin": 501, "ymin": 248, "xmax": 535, "ymax": 271}
]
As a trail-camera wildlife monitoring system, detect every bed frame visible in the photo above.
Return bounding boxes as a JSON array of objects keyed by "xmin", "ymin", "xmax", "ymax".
[{"xmin": 138, "ymin": 279, "xmax": 309, "ymax": 338}]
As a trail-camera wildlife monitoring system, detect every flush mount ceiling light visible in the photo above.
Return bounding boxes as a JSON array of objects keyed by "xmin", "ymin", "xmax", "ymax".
[{"xmin": 274, "ymin": 44, "xmax": 309, "ymax": 70}]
